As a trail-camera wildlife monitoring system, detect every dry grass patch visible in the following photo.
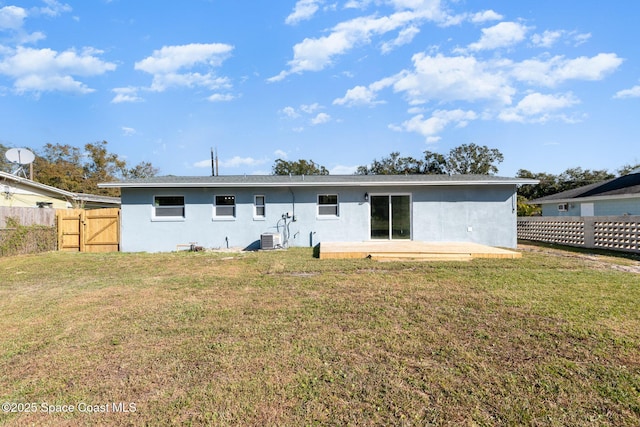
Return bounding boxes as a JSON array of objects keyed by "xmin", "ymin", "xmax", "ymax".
[{"xmin": 0, "ymin": 248, "xmax": 638, "ymax": 426}]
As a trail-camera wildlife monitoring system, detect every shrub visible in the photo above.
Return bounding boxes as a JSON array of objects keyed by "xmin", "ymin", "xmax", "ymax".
[{"xmin": 0, "ymin": 217, "xmax": 56, "ymax": 257}]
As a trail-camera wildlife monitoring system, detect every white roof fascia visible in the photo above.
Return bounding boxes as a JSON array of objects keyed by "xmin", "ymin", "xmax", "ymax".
[
  {"xmin": 536, "ymin": 193, "xmax": 640, "ymax": 205},
  {"xmin": 0, "ymin": 171, "xmax": 76, "ymax": 198},
  {"xmin": 99, "ymin": 179, "xmax": 537, "ymax": 189}
]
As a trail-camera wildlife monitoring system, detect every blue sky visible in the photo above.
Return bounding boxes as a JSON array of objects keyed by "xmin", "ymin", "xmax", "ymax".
[{"xmin": 0, "ymin": 0, "xmax": 638, "ymax": 177}]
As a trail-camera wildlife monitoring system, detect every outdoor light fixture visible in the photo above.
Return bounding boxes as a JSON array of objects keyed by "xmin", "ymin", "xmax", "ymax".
[{"xmin": 364, "ymin": 192, "xmax": 369, "ymax": 201}]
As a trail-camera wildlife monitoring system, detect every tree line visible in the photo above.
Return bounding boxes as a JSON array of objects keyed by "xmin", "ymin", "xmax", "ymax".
[
  {"xmin": 2, "ymin": 139, "xmax": 636, "ymax": 207},
  {"xmin": 272, "ymin": 143, "xmax": 639, "ymax": 217},
  {"xmin": 0, "ymin": 141, "xmax": 158, "ymax": 197}
]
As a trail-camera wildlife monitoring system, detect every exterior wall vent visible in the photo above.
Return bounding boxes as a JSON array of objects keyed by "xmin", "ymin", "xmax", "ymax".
[{"xmin": 260, "ymin": 233, "xmax": 281, "ymax": 250}]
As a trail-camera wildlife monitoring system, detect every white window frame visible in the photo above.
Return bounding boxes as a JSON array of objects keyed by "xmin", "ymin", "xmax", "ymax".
[
  {"xmin": 152, "ymin": 195, "xmax": 185, "ymax": 221},
  {"xmin": 254, "ymin": 195, "xmax": 266, "ymax": 220},
  {"xmin": 213, "ymin": 194, "xmax": 236, "ymax": 220},
  {"xmin": 317, "ymin": 194, "xmax": 339, "ymax": 218},
  {"xmin": 558, "ymin": 203, "xmax": 568, "ymax": 212}
]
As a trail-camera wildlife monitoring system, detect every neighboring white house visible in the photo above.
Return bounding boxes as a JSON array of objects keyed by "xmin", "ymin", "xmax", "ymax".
[
  {"xmin": 99, "ymin": 174, "xmax": 537, "ymax": 252},
  {"xmin": 528, "ymin": 169, "xmax": 640, "ymax": 217},
  {"xmin": 0, "ymin": 171, "xmax": 120, "ymax": 209}
]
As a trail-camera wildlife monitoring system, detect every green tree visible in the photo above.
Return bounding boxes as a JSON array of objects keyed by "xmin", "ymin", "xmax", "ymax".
[
  {"xmin": 356, "ymin": 152, "xmax": 424, "ymax": 175},
  {"xmin": 272, "ymin": 159, "xmax": 329, "ymax": 175},
  {"xmin": 446, "ymin": 143, "xmax": 504, "ymax": 175},
  {"xmin": 0, "ymin": 143, "xmax": 15, "ymax": 173},
  {"xmin": 33, "ymin": 141, "xmax": 158, "ymax": 196},
  {"xmin": 423, "ymin": 151, "xmax": 447, "ymax": 174},
  {"xmin": 357, "ymin": 144, "xmax": 503, "ymax": 176},
  {"xmin": 124, "ymin": 161, "xmax": 160, "ymax": 179},
  {"xmin": 616, "ymin": 163, "xmax": 640, "ymax": 176}
]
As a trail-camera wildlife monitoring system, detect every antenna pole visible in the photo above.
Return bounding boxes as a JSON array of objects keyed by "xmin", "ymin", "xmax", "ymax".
[
  {"xmin": 211, "ymin": 147, "xmax": 216, "ymax": 176},
  {"xmin": 215, "ymin": 147, "xmax": 219, "ymax": 176}
]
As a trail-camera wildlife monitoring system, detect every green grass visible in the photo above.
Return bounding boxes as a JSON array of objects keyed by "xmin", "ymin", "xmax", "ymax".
[{"xmin": 0, "ymin": 248, "xmax": 639, "ymax": 426}]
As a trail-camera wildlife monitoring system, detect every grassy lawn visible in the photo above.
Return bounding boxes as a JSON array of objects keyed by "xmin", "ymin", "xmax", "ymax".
[{"xmin": 0, "ymin": 247, "xmax": 639, "ymax": 426}]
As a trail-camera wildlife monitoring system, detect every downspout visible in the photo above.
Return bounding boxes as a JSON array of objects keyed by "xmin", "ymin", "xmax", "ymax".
[{"xmin": 288, "ymin": 187, "xmax": 296, "ymax": 220}]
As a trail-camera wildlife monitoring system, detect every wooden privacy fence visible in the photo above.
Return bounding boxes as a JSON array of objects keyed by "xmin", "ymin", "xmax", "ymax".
[
  {"xmin": 57, "ymin": 208, "xmax": 120, "ymax": 252},
  {"xmin": 0, "ymin": 206, "xmax": 56, "ymax": 227}
]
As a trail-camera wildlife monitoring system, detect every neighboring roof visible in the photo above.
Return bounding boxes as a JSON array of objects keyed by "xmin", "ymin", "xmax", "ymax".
[
  {"xmin": 529, "ymin": 172, "xmax": 640, "ymax": 204},
  {"xmin": 99, "ymin": 174, "xmax": 538, "ymax": 189},
  {"xmin": 0, "ymin": 171, "xmax": 120, "ymax": 206}
]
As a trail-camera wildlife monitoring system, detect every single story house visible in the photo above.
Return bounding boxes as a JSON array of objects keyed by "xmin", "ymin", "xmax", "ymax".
[
  {"xmin": 99, "ymin": 174, "xmax": 537, "ymax": 253},
  {"xmin": 528, "ymin": 169, "xmax": 640, "ymax": 217},
  {"xmin": 0, "ymin": 171, "xmax": 120, "ymax": 209}
]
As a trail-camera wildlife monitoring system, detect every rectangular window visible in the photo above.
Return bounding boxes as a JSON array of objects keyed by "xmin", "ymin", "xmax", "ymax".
[
  {"xmin": 318, "ymin": 194, "xmax": 338, "ymax": 216},
  {"xmin": 154, "ymin": 196, "xmax": 185, "ymax": 218},
  {"xmin": 254, "ymin": 195, "xmax": 265, "ymax": 218},
  {"xmin": 215, "ymin": 195, "xmax": 236, "ymax": 217},
  {"xmin": 558, "ymin": 203, "xmax": 568, "ymax": 212}
]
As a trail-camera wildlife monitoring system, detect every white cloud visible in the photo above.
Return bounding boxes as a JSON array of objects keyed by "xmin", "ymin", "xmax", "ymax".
[
  {"xmin": 269, "ymin": 1, "xmax": 453, "ymax": 81},
  {"xmin": 300, "ymin": 103, "xmax": 321, "ymax": 114},
  {"xmin": 274, "ymin": 149, "xmax": 288, "ymax": 159},
  {"xmin": 498, "ymin": 92, "xmax": 580, "ymax": 123},
  {"xmin": 467, "ymin": 21, "xmax": 530, "ymax": 51},
  {"xmin": 393, "ymin": 53, "xmax": 515, "ymax": 105},
  {"xmin": 121, "ymin": 126, "xmax": 137, "ymax": 136},
  {"xmin": 111, "ymin": 87, "xmax": 143, "ymax": 103},
  {"xmin": 37, "ymin": 0, "xmax": 72, "ymax": 17},
  {"xmin": 614, "ymin": 85, "xmax": 640, "ymax": 99},
  {"xmin": 311, "ymin": 112, "xmax": 331, "ymax": 125},
  {"xmin": 470, "ymin": 10, "xmax": 503, "ymax": 23},
  {"xmin": 392, "ymin": 109, "xmax": 477, "ymax": 140},
  {"xmin": 133, "ymin": 43, "xmax": 234, "ymax": 97},
  {"xmin": 0, "ymin": 46, "xmax": 116, "ymax": 94},
  {"xmin": 285, "ymin": 0, "xmax": 323, "ymax": 25},
  {"xmin": 135, "ymin": 43, "xmax": 233, "ymax": 74},
  {"xmin": 510, "ymin": 53, "xmax": 623, "ymax": 87},
  {"xmin": 0, "ymin": 6, "xmax": 27, "ymax": 30},
  {"xmin": 333, "ymin": 85, "xmax": 382, "ymax": 106},
  {"xmin": 531, "ymin": 30, "xmax": 563, "ymax": 48},
  {"xmin": 573, "ymin": 32, "xmax": 591, "ymax": 46},
  {"xmin": 381, "ymin": 25, "xmax": 420, "ymax": 53},
  {"xmin": 208, "ymin": 93, "xmax": 235, "ymax": 102},
  {"xmin": 220, "ymin": 156, "xmax": 269, "ymax": 168},
  {"xmin": 280, "ymin": 106, "xmax": 300, "ymax": 118}
]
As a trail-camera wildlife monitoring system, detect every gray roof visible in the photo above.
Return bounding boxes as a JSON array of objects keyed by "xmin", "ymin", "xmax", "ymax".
[
  {"xmin": 529, "ymin": 172, "xmax": 640, "ymax": 204},
  {"xmin": 99, "ymin": 174, "xmax": 537, "ymax": 189},
  {"xmin": 1, "ymin": 171, "xmax": 120, "ymax": 206}
]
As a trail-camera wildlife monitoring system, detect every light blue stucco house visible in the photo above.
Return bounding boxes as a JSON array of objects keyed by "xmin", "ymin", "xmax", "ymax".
[
  {"xmin": 528, "ymin": 169, "xmax": 640, "ymax": 217},
  {"xmin": 99, "ymin": 174, "xmax": 537, "ymax": 252}
]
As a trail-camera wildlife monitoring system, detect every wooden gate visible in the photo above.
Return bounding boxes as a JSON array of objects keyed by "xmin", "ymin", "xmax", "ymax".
[{"xmin": 57, "ymin": 208, "xmax": 120, "ymax": 252}]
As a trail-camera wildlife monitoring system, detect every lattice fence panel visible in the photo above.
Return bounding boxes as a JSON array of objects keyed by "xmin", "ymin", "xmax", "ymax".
[
  {"xmin": 518, "ymin": 219, "xmax": 585, "ymax": 246},
  {"xmin": 594, "ymin": 221, "xmax": 640, "ymax": 252}
]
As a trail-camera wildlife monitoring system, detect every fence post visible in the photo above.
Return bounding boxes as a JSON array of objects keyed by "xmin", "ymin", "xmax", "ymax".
[{"xmin": 583, "ymin": 217, "xmax": 595, "ymax": 249}]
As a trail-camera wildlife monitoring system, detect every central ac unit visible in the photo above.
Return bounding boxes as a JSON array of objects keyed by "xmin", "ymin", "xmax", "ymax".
[{"xmin": 260, "ymin": 233, "xmax": 281, "ymax": 250}]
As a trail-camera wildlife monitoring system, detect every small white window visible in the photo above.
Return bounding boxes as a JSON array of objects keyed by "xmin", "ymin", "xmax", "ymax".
[
  {"xmin": 154, "ymin": 196, "xmax": 185, "ymax": 218},
  {"xmin": 318, "ymin": 194, "xmax": 339, "ymax": 216},
  {"xmin": 215, "ymin": 195, "xmax": 236, "ymax": 217},
  {"xmin": 254, "ymin": 195, "xmax": 265, "ymax": 218},
  {"xmin": 558, "ymin": 203, "xmax": 568, "ymax": 212}
]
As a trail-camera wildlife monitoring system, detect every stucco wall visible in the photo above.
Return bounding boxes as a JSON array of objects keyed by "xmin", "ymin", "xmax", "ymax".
[
  {"xmin": 541, "ymin": 197, "xmax": 640, "ymax": 217},
  {"xmin": 120, "ymin": 185, "xmax": 517, "ymax": 252}
]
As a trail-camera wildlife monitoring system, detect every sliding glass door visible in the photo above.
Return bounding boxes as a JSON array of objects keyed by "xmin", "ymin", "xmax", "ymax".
[{"xmin": 370, "ymin": 195, "xmax": 411, "ymax": 240}]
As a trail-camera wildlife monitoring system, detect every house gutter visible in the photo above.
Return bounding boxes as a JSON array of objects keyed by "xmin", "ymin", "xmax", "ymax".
[{"xmin": 99, "ymin": 179, "xmax": 539, "ymax": 189}]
